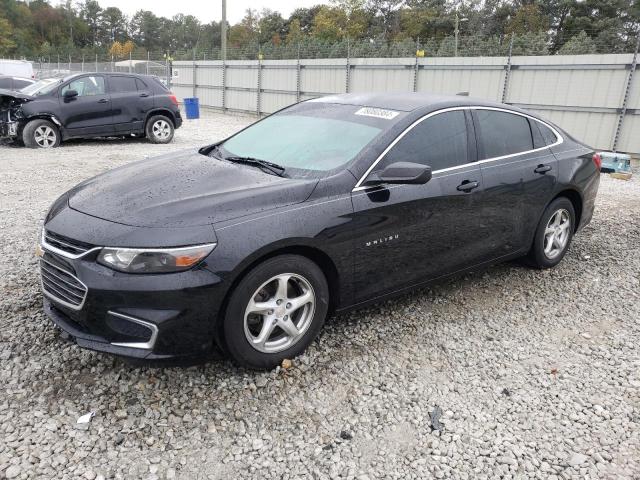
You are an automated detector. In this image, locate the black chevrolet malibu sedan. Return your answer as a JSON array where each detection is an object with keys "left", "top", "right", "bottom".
[{"left": 39, "top": 93, "right": 600, "bottom": 369}]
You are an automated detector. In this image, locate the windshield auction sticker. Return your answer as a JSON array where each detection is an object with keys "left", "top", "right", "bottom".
[{"left": 354, "top": 107, "right": 400, "bottom": 120}]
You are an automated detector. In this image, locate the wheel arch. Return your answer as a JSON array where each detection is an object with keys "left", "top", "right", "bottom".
[
  {"left": 145, "top": 109, "right": 176, "bottom": 128},
  {"left": 212, "top": 243, "right": 341, "bottom": 351},
  {"left": 551, "top": 188, "right": 583, "bottom": 232}
]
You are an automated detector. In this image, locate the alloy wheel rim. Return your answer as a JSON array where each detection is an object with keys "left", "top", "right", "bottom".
[
  {"left": 34, "top": 126, "right": 56, "bottom": 148},
  {"left": 244, "top": 273, "right": 316, "bottom": 354},
  {"left": 543, "top": 208, "right": 571, "bottom": 259},
  {"left": 152, "top": 120, "right": 171, "bottom": 139}
]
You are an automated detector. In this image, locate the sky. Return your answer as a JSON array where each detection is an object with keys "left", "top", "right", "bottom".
[{"left": 84, "top": 0, "right": 327, "bottom": 23}]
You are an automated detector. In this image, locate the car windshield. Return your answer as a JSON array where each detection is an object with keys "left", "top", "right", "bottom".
[
  {"left": 218, "top": 102, "right": 397, "bottom": 174},
  {"left": 20, "top": 78, "right": 62, "bottom": 96}
]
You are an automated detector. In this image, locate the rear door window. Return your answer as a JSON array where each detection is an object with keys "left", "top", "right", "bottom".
[
  {"left": 110, "top": 76, "right": 137, "bottom": 93},
  {"left": 0, "top": 77, "right": 12, "bottom": 89},
  {"left": 475, "top": 109, "right": 533, "bottom": 159},
  {"left": 379, "top": 110, "right": 469, "bottom": 172},
  {"left": 135, "top": 78, "right": 147, "bottom": 90}
]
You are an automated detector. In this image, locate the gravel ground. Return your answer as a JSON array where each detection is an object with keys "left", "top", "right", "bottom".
[{"left": 1, "top": 111, "right": 639, "bottom": 480}]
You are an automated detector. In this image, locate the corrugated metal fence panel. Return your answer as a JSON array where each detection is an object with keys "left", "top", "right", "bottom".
[
  {"left": 350, "top": 58, "right": 413, "bottom": 92},
  {"left": 618, "top": 114, "right": 640, "bottom": 154},
  {"left": 172, "top": 55, "right": 639, "bottom": 154},
  {"left": 418, "top": 57, "right": 506, "bottom": 101},
  {"left": 261, "top": 60, "right": 298, "bottom": 114},
  {"left": 508, "top": 54, "right": 631, "bottom": 109},
  {"left": 173, "top": 61, "right": 194, "bottom": 87},
  {"left": 524, "top": 108, "right": 619, "bottom": 151},
  {"left": 300, "top": 58, "right": 347, "bottom": 95}
]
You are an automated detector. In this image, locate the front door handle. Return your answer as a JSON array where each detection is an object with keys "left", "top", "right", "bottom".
[
  {"left": 457, "top": 180, "right": 479, "bottom": 192},
  {"left": 139, "top": 92, "right": 149, "bottom": 97},
  {"left": 98, "top": 98, "right": 109, "bottom": 103},
  {"left": 534, "top": 164, "right": 552, "bottom": 174}
]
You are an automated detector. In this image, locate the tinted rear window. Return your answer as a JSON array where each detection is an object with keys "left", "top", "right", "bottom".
[
  {"left": 475, "top": 110, "right": 533, "bottom": 159},
  {"left": 110, "top": 76, "right": 137, "bottom": 93}
]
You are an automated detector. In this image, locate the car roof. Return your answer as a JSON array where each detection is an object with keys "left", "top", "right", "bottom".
[{"left": 310, "top": 92, "right": 528, "bottom": 115}]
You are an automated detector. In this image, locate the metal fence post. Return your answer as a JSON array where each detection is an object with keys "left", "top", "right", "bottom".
[
  {"left": 501, "top": 34, "right": 514, "bottom": 103},
  {"left": 81, "top": 55, "right": 84, "bottom": 72},
  {"left": 68, "top": 54, "right": 71, "bottom": 74},
  {"left": 413, "top": 37, "right": 420, "bottom": 92},
  {"left": 612, "top": 33, "right": 640, "bottom": 152},
  {"left": 345, "top": 38, "right": 351, "bottom": 93},
  {"left": 192, "top": 50, "right": 197, "bottom": 98},
  {"left": 95, "top": 54, "right": 98, "bottom": 72},
  {"left": 129, "top": 51, "right": 132, "bottom": 73},
  {"left": 296, "top": 43, "right": 301, "bottom": 102},
  {"left": 257, "top": 50, "right": 262, "bottom": 116},
  {"left": 222, "top": 56, "right": 226, "bottom": 111},
  {"left": 147, "top": 51, "right": 150, "bottom": 75}
]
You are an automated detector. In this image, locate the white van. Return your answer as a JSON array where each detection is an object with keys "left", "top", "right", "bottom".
[{"left": 0, "top": 60, "right": 34, "bottom": 79}]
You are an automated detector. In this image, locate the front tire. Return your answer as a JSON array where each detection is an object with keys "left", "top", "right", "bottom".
[
  {"left": 22, "top": 119, "right": 61, "bottom": 148},
  {"left": 145, "top": 115, "right": 174, "bottom": 144},
  {"left": 223, "top": 255, "right": 329, "bottom": 370},
  {"left": 526, "top": 197, "right": 576, "bottom": 269}
]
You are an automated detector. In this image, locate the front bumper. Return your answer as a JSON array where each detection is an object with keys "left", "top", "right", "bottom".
[{"left": 40, "top": 237, "right": 226, "bottom": 360}]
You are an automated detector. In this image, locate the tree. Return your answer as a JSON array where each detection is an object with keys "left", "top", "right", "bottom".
[
  {"left": 0, "top": 15, "right": 16, "bottom": 55},
  {"left": 506, "top": 4, "right": 548, "bottom": 34},
  {"left": 558, "top": 30, "right": 597, "bottom": 54},
  {"left": 101, "top": 7, "right": 127, "bottom": 44},
  {"left": 130, "top": 10, "right": 160, "bottom": 50},
  {"left": 80, "top": 0, "right": 102, "bottom": 46}
]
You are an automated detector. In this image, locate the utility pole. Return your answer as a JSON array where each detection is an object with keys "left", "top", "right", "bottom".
[
  {"left": 455, "top": 12, "right": 459, "bottom": 57},
  {"left": 221, "top": 0, "right": 227, "bottom": 61},
  {"left": 454, "top": 12, "right": 468, "bottom": 57}
]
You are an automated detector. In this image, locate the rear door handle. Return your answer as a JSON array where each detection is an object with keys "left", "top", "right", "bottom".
[
  {"left": 534, "top": 164, "right": 552, "bottom": 174},
  {"left": 139, "top": 92, "right": 149, "bottom": 97},
  {"left": 98, "top": 98, "right": 109, "bottom": 103},
  {"left": 456, "top": 180, "right": 479, "bottom": 192}
]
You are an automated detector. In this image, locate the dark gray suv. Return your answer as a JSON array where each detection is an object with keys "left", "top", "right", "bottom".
[{"left": 0, "top": 73, "right": 182, "bottom": 148}]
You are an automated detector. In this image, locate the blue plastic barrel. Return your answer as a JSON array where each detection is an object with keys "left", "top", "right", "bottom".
[{"left": 184, "top": 97, "right": 200, "bottom": 119}]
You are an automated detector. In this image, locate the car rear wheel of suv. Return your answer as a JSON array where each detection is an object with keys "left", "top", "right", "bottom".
[
  {"left": 526, "top": 197, "right": 576, "bottom": 269},
  {"left": 23, "top": 119, "right": 61, "bottom": 149},
  {"left": 146, "top": 115, "right": 175, "bottom": 144},
  {"left": 223, "top": 255, "right": 329, "bottom": 370}
]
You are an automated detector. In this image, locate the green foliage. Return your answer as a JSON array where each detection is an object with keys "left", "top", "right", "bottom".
[{"left": 559, "top": 31, "right": 597, "bottom": 55}]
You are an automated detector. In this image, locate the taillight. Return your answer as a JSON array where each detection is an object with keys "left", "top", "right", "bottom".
[
  {"left": 592, "top": 153, "right": 602, "bottom": 170},
  {"left": 169, "top": 94, "right": 179, "bottom": 107}
]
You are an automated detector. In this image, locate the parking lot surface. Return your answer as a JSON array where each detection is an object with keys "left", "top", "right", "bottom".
[{"left": 1, "top": 112, "right": 639, "bottom": 479}]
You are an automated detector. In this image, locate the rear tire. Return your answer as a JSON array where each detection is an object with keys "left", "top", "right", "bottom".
[
  {"left": 22, "top": 119, "right": 61, "bottom": 148},
  {"left": 223, "top": 255, "right": 329, "bottom": 370},
  {"left": 526, "top": 197, "right": 576, "bottom": 269},
  {"left": 145, "top": 115, "right": 174, "bottom": 144}
]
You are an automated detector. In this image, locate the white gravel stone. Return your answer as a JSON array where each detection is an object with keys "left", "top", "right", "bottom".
[{"left": 1, "top": 113, "right": 639, "bottom": 479}]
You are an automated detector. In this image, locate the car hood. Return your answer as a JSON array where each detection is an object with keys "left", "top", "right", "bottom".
[
  {"left": 67, "top": 149, "right": 318, "bottom": 228},
  {"left": 0, "top": 88, "right": 33, "bottom": 101}
]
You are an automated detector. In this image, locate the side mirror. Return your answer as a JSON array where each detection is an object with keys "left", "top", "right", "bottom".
[
  {"left": 364, "top": 162, "right": 432, "bottom": 186},
  {"left": 63, "top": 89, "right": 78, "bottom": 99}
]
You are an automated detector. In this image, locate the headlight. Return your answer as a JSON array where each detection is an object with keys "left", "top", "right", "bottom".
[{"left": 97, "top": 243, "right": 216, "bottom": 274}]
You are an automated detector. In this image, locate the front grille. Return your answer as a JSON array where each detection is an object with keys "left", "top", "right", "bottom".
[
  {"left": 40, "top": 257, "right": 88, "bottom": 310},
  {"left": 44, "top": 230, "right": 95, "bottom": 256}
]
